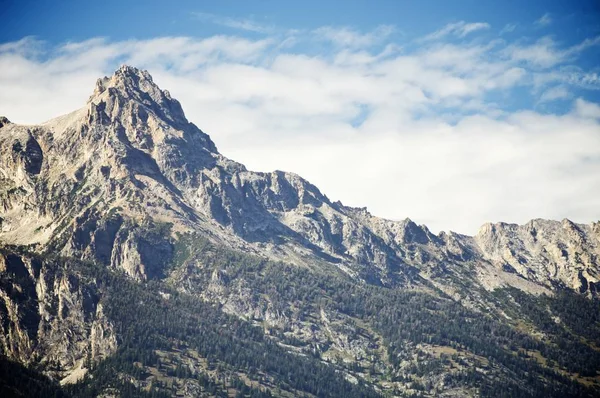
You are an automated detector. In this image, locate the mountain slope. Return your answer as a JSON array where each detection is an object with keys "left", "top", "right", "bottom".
[{"left": 1, "top": 66, "right": 599, "bottom": 397}]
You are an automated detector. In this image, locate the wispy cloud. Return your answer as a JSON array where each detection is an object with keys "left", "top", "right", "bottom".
[
  {"left": 313, "top": 25, "right": 395, "bottom": 48},
  {"left": 538, "top": 85, "right": 570, "bottom": 103},
  {"left": 421, "top": 21, "right": 490, "bottom": 41},
  {"left": 500, "top": 23, "right": 517, "bottom": 35},
  {"left": 535, "top": 13, "right": 552, "bottom": 27},
  {"left": 568, "top": 35, "right": 600, "bottom": 56},
  {"left": 504, "top": 35, "right": 600, "bottom": 68},
  {"left": 192, "top": 12, "right": 274, "bottom": 33},
  {"left": 533, "top": 68, "right": 600, "bottom": 92},
  {"left": 0, "top": 36, "right": 45, "bottom": 57}
]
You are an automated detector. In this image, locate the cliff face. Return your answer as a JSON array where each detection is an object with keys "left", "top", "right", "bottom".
[
  {"left": 0, "top": 250, "right": 116, "bottom": 384},
  {"left": 1, "top": 66, "right": 599, "bottom": 396},
  {"left": 475, "top": 219, "right": 600, "bottom": 295}
]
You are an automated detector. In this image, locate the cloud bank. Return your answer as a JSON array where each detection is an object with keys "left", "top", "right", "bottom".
[{"left": 0, "top": 23, "right": 599, "bottom": 234}]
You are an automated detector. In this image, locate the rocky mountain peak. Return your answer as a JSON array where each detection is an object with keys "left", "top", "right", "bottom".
[
  {"left": 80, "top": 65, "right": 220, "bottom": 172},
  {"left": 88, "top": 65, "right": 189, "bottom": 129}
]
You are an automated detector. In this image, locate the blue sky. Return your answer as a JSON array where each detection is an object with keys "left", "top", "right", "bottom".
[
  {"left": 1, "top": 0, "right": 599, "bottom": 233},
  {"left": 2, "top": 1, "right": 599, "bottom": 44}
]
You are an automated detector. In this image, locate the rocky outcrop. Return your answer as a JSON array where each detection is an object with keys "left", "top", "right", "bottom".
[
  {"left": 475, "top": 219, "right": 600, "bottom": 294},
  {"left": 0, "top": 250, "right": 116, "bottom": 382}
]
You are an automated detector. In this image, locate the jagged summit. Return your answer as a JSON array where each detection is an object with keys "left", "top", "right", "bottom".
[
  {"left": 35, "top": 65, "right": 218, "bottom": 157},
  {"left": 82, "top": 65, "right": 221, "bottom": 170},
  {"left": 91, "top": 65, "right": 162, "bottom": 101},
  {"left": 88, "top": 65, "right": 189, "bottom": 129}
]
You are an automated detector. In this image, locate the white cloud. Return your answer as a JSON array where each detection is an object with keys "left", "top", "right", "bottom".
[
  {"left": 0, "top": 26, "right": 599, "bottom": 234},
  {"left": 575, "top": 98, "right": 600, "bottom": 119},
  {"left": 421, "top": 21, "right": 490, "bottom": 41},
  {"left": 535, "top": 13, "right": 553, "bottom": 27},
  {"left": 504, "top": 36, "right": 562, "bottom": 67}
]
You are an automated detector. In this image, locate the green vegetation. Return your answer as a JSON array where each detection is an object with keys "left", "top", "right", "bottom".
[{"left": 493, "top": 288, "right": 600, "bottom": 377}]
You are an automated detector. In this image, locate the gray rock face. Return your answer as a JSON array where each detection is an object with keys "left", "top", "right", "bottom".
[
  {"left": 475, "top": 219, "right": 600, "bottom": 294},
  {"left": 0, "top": 250, "right": 116, "bottom": 383}
]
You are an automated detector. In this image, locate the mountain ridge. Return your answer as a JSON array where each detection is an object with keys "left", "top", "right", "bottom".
[{"left": 1, "top": 65, "right": 599, "bottom": 291}]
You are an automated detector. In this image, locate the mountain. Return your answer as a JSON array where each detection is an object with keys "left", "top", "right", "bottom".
[{"left": 1, "top": 66, "right": 599, "bottom": 397}]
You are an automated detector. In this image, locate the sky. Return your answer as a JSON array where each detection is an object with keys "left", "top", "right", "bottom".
[{"left": 1, "top": 0, "right": 599, "bottom": 234}]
